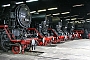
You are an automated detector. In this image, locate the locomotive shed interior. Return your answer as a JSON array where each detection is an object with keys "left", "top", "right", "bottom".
[{"left": 0, "top": 0, "right": 90, "bottom": 60}]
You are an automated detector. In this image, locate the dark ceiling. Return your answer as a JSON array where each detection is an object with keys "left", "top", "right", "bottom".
[{"left": 0, "top": 0, "right": 90, "bottom": 22}]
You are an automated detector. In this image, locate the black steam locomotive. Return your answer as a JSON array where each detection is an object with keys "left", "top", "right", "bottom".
[{"left": 0, "top": 2, "right": 31, "bottom": 52}]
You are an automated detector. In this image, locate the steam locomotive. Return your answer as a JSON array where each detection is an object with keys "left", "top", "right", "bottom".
[
  {"left": 0, "top": 2, "right": 32, "bottom": 53},
  {"left": 0, "top": 2, "right": 31, "bottom": 38}
]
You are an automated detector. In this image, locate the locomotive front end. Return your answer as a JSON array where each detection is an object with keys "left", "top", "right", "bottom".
[
  {"left": 0, "top": 2, "right": 32, "bottom": 52},
  {"left": 0, "top": 2, "right": 31, "bottom": 39}
]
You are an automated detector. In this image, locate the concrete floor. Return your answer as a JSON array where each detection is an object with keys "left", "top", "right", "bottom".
[{"left": 0, "top": 39, "right": 90, "bottom": 60}]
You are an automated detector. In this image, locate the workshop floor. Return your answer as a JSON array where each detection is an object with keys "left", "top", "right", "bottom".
[{"left": 0, "top": 39, "right": 90, "bottom": 60}]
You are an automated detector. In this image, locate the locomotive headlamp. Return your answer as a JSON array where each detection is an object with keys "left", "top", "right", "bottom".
[
  {"left": 65, "top": 27, "right": 67, "bottom": 28},
  {"left": 25, "top": 19, "right": 29, "bottom": 21}
]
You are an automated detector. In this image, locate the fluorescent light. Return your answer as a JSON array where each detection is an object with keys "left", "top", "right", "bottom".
[
  {"left": 78, "top": 22, "right": 82, "bottom": 23},
  {"left": 16, "top": 2, "right": 24, "bottom": 4},
  {"left": 87, "top": 21, "right": 90, "bottom": 22},
  {"left": 66, "top": 19, "right": 70, "bottom": 20},
  {"left": 69, "top": 22, "right": 73, "bottom": 23},
  {"left": 64, "top": 15, "right": 78, "bottom": 18},
  {"left": 86, "top": 19, "right": 90, "bottom": 20},
  {"left": 71, "top": 15, "right": 78, "bottom": 17},
  {"left": 38, "top": 9, "right": 46, "bottom": 12},
  {"left": 75, "top": 21, "right": 82, "bottom": 23},
  {"left": 80, "top": 20, "right": 85, "bottom": 21},
  {"left": 52, "top": 13, "right": 60, "bottom": 15},
  {"left": 64, "top": 16, "right": 70, "bottom": 18},
  {"left": 80, "top": 20, "right": 85, "bottom": 22},
  {"left": 26, "top": 0, "right": 38, "bottom": 2},
  {"left": 73, "top": 4, "right": 84, "bottom": 7},
  {"left": 73, "top": 15, "right": 79, "bottom": 16},
  {"left": 34, "top": 12, "right": 39, "bottom": 14},
  {"left": 30, "top": 11, "right": 36, "bottom": 13},
  {"left": 75, "top": 21, "right": 81, "bottom": 23},
  {"left": 71, "top": 18, "right": 77, "bottom": 20},
  {"left": 77, "top": 18, "right": 83, "bottom": 19},
  {"left": 48, "top": 7, "right": 58, "bottom": 10},
  {"left": 46, "top": 14, "right": 51, "bottom": 16},
  {"left": 2, "top": 4, "right": 10, "bottom": 7},
  {"left": 75, "top": 21, "right": 79, "bottom": 22},
  {"left": 61, "top": 12, "right": 70, "bottom": 14}
]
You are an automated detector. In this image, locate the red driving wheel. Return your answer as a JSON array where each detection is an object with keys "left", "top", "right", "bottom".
[{"left": 12, "top": 43, "right": 22, "bottom": 54}]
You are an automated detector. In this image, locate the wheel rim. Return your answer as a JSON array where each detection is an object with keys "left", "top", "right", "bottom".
[{"left": 12, "top": 43, "right": 21, "bottom": 54}]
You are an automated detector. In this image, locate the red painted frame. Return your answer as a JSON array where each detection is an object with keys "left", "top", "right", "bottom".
[
  {"left": 0, "top": 25, "right": 39, "bottom": 54},
  {"left": 27, "top": 28, "right": 54, "bottom": 46},
  {"left": 48, "top": 28, "right": 65, "bottom": 43},
  {"left": 73, "top": 30, "right": 84, "bottom": 39}
]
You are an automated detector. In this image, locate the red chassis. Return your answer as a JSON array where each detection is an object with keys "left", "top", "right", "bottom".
[
  {"left": 70, "top": 33, "right": 76, "bottom": 40},
  {"left": 27, "top": 28, "right": 53, "bottom": 46},
  {"left": 66, "top": 33, "right": 75, "bottom": 40},
  {"left": 0, "top": 25, "right": 39, "bottom": 54},
  {"left": 48, "top": 28, "right": 65, "bottom": 44},
  {"left": 73, "top": 30, "right": 84, "bottom": 39}
]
